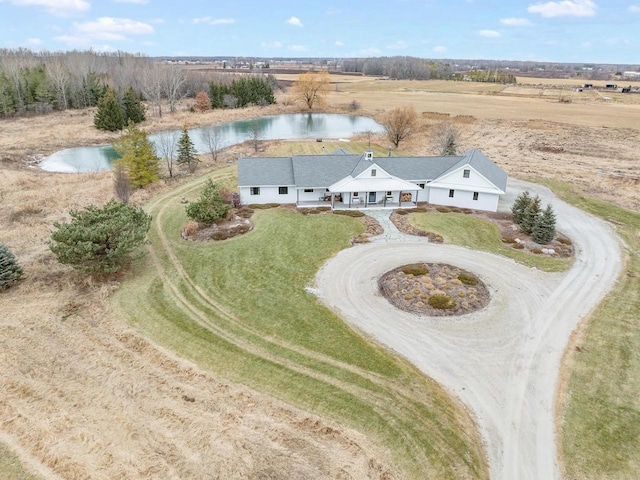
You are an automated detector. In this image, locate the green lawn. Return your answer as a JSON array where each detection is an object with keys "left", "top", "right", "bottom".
[
  {"left": 0, "top": 442, "right": 41, "bottom": 480},
  {"left": 408, "top": 211, "right": 573, "bottom": 272},
  {"left": 111, "top": 167, "right": 489, "bottom": 479},
  {"left": 534, "top": 179, "right": 640, "bottom": 480}
]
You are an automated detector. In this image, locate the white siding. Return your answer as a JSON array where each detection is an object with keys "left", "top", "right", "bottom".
[
  {"left": 297, "top": 188, "right": 327, "bottom": 202},
  {"left": 240, "top": 186, "right": 296, "bottom": 205},
  {"left": 428, "top": 187, "right": 499, "bottom": 211}
]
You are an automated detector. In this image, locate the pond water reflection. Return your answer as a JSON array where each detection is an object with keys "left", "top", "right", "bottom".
[{"left": 40, "top": 113, "right": 383, "bottom": 173}]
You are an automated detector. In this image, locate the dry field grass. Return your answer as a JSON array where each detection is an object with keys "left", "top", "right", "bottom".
[{"left": 0, "top": 75, "right": 638, "bottom": 478}]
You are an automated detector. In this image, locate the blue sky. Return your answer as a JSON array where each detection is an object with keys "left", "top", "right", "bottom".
[{"left": 0, "top": 0, "right": 638, "bottom": 63}]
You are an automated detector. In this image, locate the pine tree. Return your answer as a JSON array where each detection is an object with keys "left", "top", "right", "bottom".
[
  {"left": 442, "top": 133, "right": 457, "bottom": 155},
  {"left": 50, "top": 200, "right": 152, "bottom": 274},
  {"left": 0, "top": 242, "right": 23, "bottom": 290},
  {"left": 112, "top": 122, "right": 161, "bottom": 188},
  {"left": 193, "top": 90, "right": 211, "bottom": 112},
  {"left": 511, "top": 191, "right": 532, "bottom": 225},
  {"left": 520, "top": 195, "right": 542, "bottom": 235},
  {"left": 94, "top": 86, "right": 125, "bottom": 131},
  {"left": 176, "top": 127, "right": 199, "bottom": 173},
  {"left": 532, "top": 204, "right": 557, "bottom": 244},
  {"left": 122, "top": 87, "right": 145, "bottom": 124},
  {"left": 185, "top": 179, "right": 232, "bottom": 225}
]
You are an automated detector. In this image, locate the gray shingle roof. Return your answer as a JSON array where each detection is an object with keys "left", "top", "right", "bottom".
[
  {"left": 237, "top": 149, "right": 507, "bottom": 191},
  {"left": 237, "top": 157, "right": 294, "bottom": 186}
]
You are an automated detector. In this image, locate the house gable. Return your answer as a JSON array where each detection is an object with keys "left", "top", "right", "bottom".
[{"left": 429, "top": 164, "right": 504, "bottom": 194}]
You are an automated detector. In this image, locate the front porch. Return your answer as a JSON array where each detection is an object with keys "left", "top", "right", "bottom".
[{"left": 297, "top": 200, "right": 418, "bottom": 210}]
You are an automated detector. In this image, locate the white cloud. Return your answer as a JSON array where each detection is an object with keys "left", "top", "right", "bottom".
[
  {"left": 479, "top": 29, "right": 501, "bottom": 37},
  {"left": 54, "top": 17, "right": 154, "bottom": 45},
  {"left": 289, "top": 44, "right": 307, "bottom": 51},
  {"left": 261, "top": 41, "right": 282, "bottom": 48},
  {"left": 5, "top": 0, "right": 90, "bottom": 16},
  {"left": 148, "top": 18, "right": 164, "bottom": 24},
  {"left": 192, "top": 17, "right": 235, "bottom": 25},
  {"left": 433, "top": 45, "right": 447, "bottom": 53},
  {"left": 335, "top": 40, "right": 344, "bottom": 46},
  {"left": 361, "top": 47, "right": 381, "bottom": 55},
  {"left": 581, "top": 41, "right": 591, "bottom": 47},
  {"left": 75, "top": 17, "right": 154, "bottom": 37},
  {"left": 528, "top": 0, "right": 597, "bottom": 18},
  {"left": 26, "top": 37, "right": 42, "bottom": 45},
  {"left": 113, "top": 0, "right": 149, "bottom": 3},
  {"left": 629, "top": 4, "right": 640, "bottom": 12},
  {"left": 286, "top": 16, "right": 303, "bottom": 27},
  {"left": 387, "top": 40, "right": 408, "bottom": 50},
  {"left": 500, "top": 17, "right": 533, "bottom": 26}
]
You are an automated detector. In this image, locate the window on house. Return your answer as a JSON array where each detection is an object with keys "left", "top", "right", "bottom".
[
  {"left": 449, "top": 189, "right": 455, "bottom": 198},
  {"left": 371, "top": 169, "right": 377, "bottom": 177},
  {"left": 279, "top": 186, "right": 288, "bottom": 195},
  {"left": 473, "top": 192, "right": 479, "bottom": 201},
  {"left": 353, "top": 192, "right": 358, "bottom": 196},
  {"left": 250, "top": 187, "right": 260, "bottom": 195},
  {"left": 418, "top": 183, "right": 425, "bottom": 189},
  {"left": 386, "top": 191, "right": 392, "bottom": 196},
  {"left": 463, "top": 169, "right": 470, "bottom": 178},
  {"left": 303, "top": 188, "right": 313, "bottom": 193}
]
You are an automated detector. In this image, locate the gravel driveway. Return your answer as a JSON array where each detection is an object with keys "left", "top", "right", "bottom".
[{"left": 315, "top": 179, "right": 622, "bottom": 479}]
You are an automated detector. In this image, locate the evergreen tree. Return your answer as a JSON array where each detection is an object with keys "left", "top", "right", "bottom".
[
  {"left": 185, "top": 179, "right": 232, "bottom": 225},
  {"left": 94, "top": 86, "right": 125, "bottom": 131},
  {"left": 112, "top": 122, "right": 160, "bottom": 188},
  {"left": 0, "top": 242, "right": 23, "bottom": 290},
  {"left": 442, "top": 133, "right": 457, "bottom": 155},
  {"left": 176, "top": 127, "right": 199, "bottom": 173},
  {"left": 520, "top": 195, "right": 542, "bottom": 235},
  {"left": 122, "top": 86, "right": 145, "bottom": 124},
  {"left": 532, "top": 204, "right": 557, "bottom": 244},
  {"left": 511, "top": 191, "right": 532, "bottom": 225},
  {"left": 50, "top": 200, "right": 152, "bottom": 274}
]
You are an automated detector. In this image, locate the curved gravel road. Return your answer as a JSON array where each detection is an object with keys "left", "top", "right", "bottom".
[{"left": 314, "top": 179, "right": 622, "bottom": 479}]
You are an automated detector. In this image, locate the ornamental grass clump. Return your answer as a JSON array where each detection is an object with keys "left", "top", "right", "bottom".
[
  {"left": 401, "top": 264, "right": 429, "bottom": 276},
  {"left": 457, "top": 273, "right": 479, "bottom": 285},
  {"left": 428, "top": 294, "right": 456, "bottom": 310}
]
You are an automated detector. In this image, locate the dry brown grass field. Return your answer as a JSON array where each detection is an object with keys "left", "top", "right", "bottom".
[{"left": 0, "top": 75, "right": 638, "bottom": 478}]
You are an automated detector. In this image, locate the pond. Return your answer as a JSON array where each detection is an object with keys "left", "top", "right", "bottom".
[{"left": 40, "top": 113, "right": 384, "bottom": 173}]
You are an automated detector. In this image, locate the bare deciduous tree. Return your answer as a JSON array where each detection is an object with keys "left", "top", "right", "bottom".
[
  {"left": 164, "top": 65, "right": 186, "bottom": 113},
  {"left": 156, "top": 130, "right": 178, "bottom": 177},
  {"left": 113, "top": 161, "right": 131, "bottom": 204},
  {"left": 200, "top": 125, "right": 223, "bottom": 162},
  {"left": 290, "top": 71, "right": 330, "bottom": 109},
  {"left": 248, "top": 119, "right": 264, "bottom": 153},
  {"left": 380, "top": 106, "right": 417, "bottom": 148}
]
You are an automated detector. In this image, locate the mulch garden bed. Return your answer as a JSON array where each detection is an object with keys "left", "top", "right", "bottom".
[
  {"left": 391, "top": 204, "right": 574, "bottom": 258},
  {"left": 181, "top": 207, "right": 255, "bottom": 242},
  {"left": 379, "top": 263, "right": 490, "bottom": 316}
]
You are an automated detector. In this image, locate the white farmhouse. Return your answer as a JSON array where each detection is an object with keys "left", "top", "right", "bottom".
[{"left": 238, "top": 148, "right": 507, "bottom": 212}]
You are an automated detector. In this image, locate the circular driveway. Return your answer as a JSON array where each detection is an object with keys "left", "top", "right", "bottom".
[{"left": 314, "top": 179, "right": 622, "bottom": 479}]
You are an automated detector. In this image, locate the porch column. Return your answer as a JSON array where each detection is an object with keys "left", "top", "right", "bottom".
[
  {"left": 365, "top": 192, "right": 368, "bottom": 208},
  {"left": 331, "top": 193, "right": 335, "bottom": 209}
]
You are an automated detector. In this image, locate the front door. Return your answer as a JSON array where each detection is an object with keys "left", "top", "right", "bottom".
[{"left": 368, "top": 192, "right": 376, "bottom": 203}]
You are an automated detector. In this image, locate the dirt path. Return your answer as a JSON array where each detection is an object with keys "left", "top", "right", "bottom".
[{"left": 315, "top": 179, "right": 622, "bottom": 479}]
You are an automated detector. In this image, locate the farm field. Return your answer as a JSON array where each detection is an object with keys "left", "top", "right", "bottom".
[{"left": 0, "top": 74, "right": 639, "bottom": 478}]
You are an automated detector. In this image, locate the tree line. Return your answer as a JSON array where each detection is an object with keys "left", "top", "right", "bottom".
[{"left": 0, "top": 48, "right": 278, "bottom": 118}]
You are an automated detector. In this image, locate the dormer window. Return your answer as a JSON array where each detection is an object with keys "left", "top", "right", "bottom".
[
  {"left": 365, "top": 151, "right": 373, "bottom": 160},
  {"left": 371, "top": 168, "right": 377, "bottom": 177},
  {"left": 463, "top": 169, "right": 470, "bottom": 178}
]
